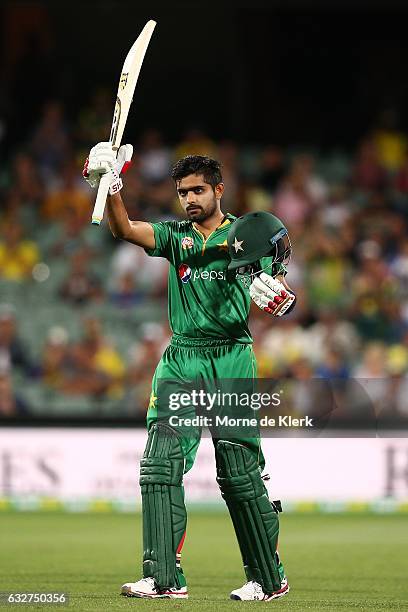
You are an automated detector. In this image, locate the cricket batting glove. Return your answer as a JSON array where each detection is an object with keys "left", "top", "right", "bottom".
[
  {"left": 82, "top": 141, "right": 133, "bottom": 195},
  {"left": 250, "top": 273, "right": 296, "bottom": 316}
]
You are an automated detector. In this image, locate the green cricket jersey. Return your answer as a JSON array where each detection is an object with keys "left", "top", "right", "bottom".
[{"left": 145, "top": 214, "right": 253, "bottom": 343}]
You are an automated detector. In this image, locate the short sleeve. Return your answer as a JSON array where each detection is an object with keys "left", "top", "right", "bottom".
[{"left": 144, "top": 222, "right": 172, "bottom": 259}]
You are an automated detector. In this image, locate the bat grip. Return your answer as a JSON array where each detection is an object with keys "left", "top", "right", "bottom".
[{"left": 91, "top": 173, "right": 111, "bottom": 225}]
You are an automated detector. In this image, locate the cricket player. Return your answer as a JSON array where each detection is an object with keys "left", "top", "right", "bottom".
[{"left": 83, "top": 142, "right": 296, "bottom": 601}]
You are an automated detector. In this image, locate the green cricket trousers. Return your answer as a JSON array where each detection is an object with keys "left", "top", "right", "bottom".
[{"left": 146, "top": 334, "right": 265, "bottom": 473}]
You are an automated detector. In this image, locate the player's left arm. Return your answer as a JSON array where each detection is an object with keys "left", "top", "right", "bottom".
[{"left": 250, "top": 272, "right": 296, "bottom": 317}]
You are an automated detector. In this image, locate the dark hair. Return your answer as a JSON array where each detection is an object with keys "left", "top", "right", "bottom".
[{"left": 171, "top": 155, "right": 222, "bottom": 189}]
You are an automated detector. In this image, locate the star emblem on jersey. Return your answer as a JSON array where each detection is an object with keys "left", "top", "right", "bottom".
[
  {"left": 148, "top": 392, "right": 157, "bottom": 410},
  {"left": 217, "top": 240, "right": 228, "bottom": 252},
  {"left": 233, "top": 237, "right": 244, "bottom": 253}
]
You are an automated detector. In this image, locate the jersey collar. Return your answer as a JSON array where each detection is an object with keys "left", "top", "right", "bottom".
[{"left": 192, "top": 212, "right": 235, "bottom": 234}]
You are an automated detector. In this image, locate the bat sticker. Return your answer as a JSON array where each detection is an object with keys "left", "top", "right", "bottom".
[
  {"left": 119, "top": 72, "right": 129, "bottom": 90},
  {"left": 109, "top": 97, "right": 122, "bottom": 146}
]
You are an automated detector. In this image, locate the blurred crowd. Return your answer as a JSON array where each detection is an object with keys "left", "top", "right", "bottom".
[{"left": 1, "top": 96, "right": 408, "bottom": 423}]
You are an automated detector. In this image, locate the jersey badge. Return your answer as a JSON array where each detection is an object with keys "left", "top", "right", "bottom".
[
  {"left": 217, "top": 240, "right": 228, "bottom": 252},
  {"left": 181, "top": 236, "right": 194, "bottom": 250}
]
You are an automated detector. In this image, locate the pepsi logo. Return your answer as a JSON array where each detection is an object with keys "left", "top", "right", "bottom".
[{"left": 178, "top": 263, "right": 192, "bottom": 284}]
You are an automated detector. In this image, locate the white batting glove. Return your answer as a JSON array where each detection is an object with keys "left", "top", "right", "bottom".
[
  {"left": 82, "top": 142, "right": 133, "bottom": 194},
  {"left": 249, "top": 272, "right": 296, "bottom": 317}
]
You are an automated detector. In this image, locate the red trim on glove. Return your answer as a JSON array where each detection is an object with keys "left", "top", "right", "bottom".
[
  {"left": 82, "top": 157, "right": 89, "bottom": 178},
  {"left": 121, "top": 160, "right": 132, "bottom": 175}
]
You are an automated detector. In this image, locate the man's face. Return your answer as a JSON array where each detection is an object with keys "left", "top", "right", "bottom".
[{"left": 176, "top": 174, "right": 223, "bottom": 222}]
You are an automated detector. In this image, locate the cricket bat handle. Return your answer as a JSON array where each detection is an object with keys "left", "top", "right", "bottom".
[{"left": 91, "top": 173, "right": 111, "bottom": 225}]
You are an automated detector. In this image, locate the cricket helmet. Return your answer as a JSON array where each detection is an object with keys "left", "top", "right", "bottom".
[{"left": 227, "top": 211, "right": 291, "bottom": 276}]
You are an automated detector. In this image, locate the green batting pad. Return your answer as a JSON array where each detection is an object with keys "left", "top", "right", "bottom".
[
  {"left": 139, "top": 423, "right": 187, "bottom": 590},
  {"left": 216, "top": 440, "right": 281, "bottom": 593}
]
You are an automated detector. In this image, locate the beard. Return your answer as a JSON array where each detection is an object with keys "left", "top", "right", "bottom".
[{"left": 186, "top": 198, "right": 217, "bottom": 222}]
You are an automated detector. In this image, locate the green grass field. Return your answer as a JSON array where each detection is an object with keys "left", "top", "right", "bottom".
[{"left": 0, "top": 511, "right": 407, "bottom": 611}]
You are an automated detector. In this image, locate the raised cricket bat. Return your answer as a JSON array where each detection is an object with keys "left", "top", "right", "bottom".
[{"left": 91, "top": 20, "right": 156, "bottom": 225}]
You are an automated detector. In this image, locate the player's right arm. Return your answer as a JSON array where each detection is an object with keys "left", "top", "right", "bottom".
[
  {"left": 107, "top": 192, "right": 155, "bottom": 249},
  {"left": 83, "top": 141, "right": 155, "bottom": 250}
]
